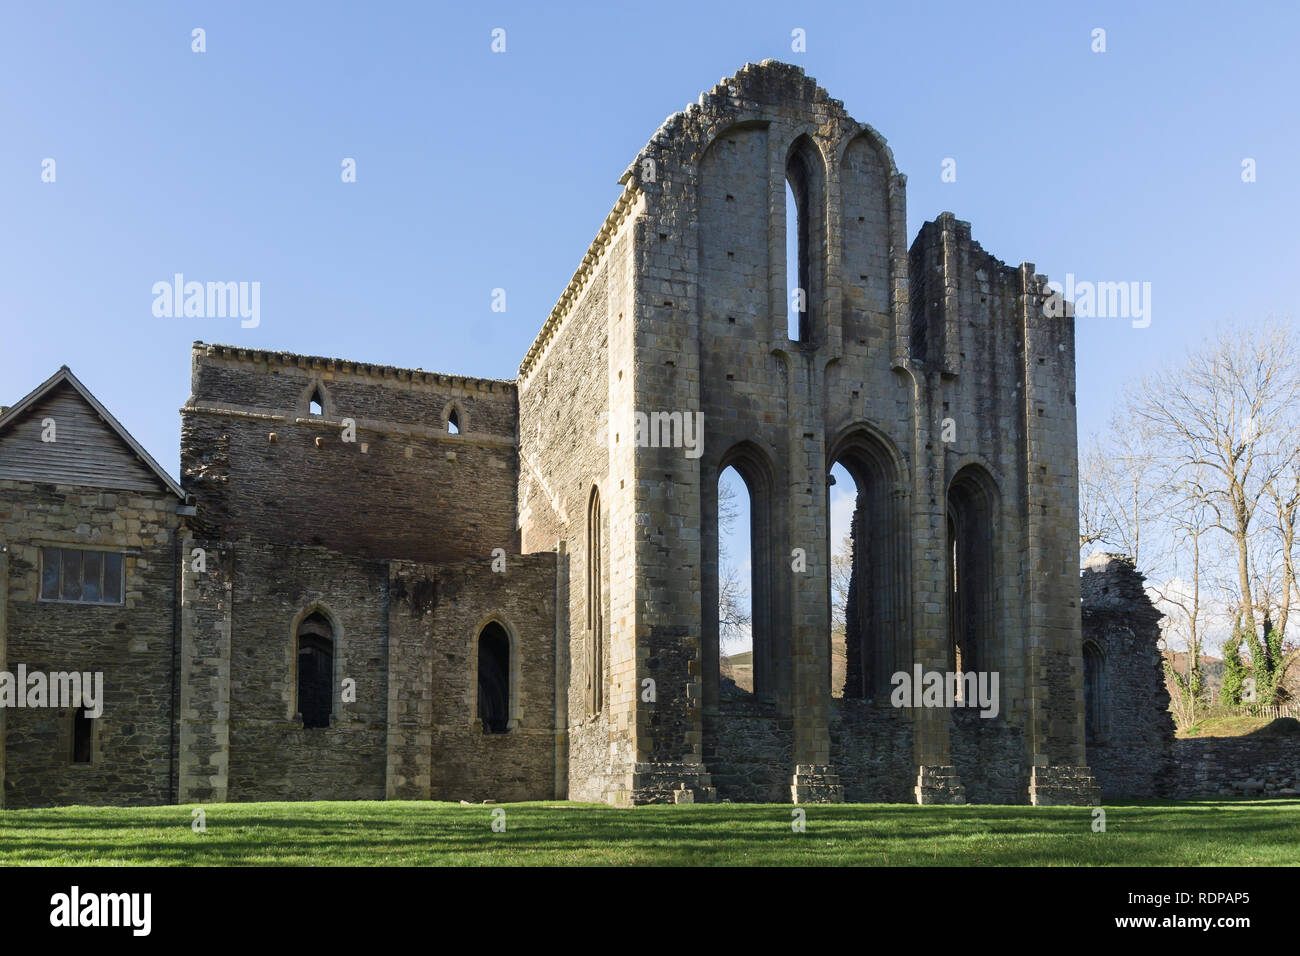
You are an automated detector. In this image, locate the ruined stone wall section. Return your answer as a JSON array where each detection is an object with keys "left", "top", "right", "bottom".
[
  {"left": 1171, "top": 735, "right": 1300, "bottom": 798},
  {"left": 624, "top": 61, "right": 918, "bottom": 799},
  {"left": 182, "top": 344, "right": 519, "bottom": 565},
  {"left": 830, "top": 703, "right": 915, "bottom": 802},
  {"left": 1080, "top": 554, "right": 1175, "bottom": 799},
  {"left": 1019, "top": 263, "right": 1085, "bottom": 770},
  {"left": 912, "top": 218, "right": 1034, "bottom": 728},
  {"left": 1, "top": 481, "right": 180, "bottom": 808}
]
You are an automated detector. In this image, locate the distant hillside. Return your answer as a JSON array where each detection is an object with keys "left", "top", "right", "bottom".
[
  {"left": 1163, "top": 650, "right": 1225, "bottom": 698},
  {"left": 720, "top": 650, "right": 752, "bottom": 693},
  {"left": 721, "top": 641, "right": 848, "bottom": 697}
]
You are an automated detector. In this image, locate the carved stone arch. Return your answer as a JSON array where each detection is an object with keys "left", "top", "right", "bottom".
[
  {"left": 946, "top": 464, "right": 1000, "bottom": 683},
  {"left": 298, "top": 379, "right": 332, "bottom": 418},
  {"left": 945, "top": 451, "right": 1007, "bottom": 500},
  {"left": 471, "top": 614, "right": 520, "bottom": 733},
  {"left": 833, "top": 123, "right": 900, "bottom": 175},
  {"left": 585, "top": 483, "right": 606, "bottom": 717},
  {"left": 288, "top": 602, "right": 343, "bottom": 726},
  {"left": 827, "top": 421, "right": 910, "bottom": 490},
  {"left": 784, "top": 133, "right": 829, "bottom": 346},
  {"left": 442, "top": 400, "right": 467, "bottom": 434},
  {"left": 836, "top": 126, "right": 910, "bottom": 363},
  {"left": 698, "top": 119, "right": 778, "bottom": 344},
  {"left": 782, "top": 125, "right": 835, "bottom": 170},
  {"left": 1082, "top": 639, "right": 1107, "bottom": 745},
  {"left": 701, "top": 438, "right": 788, "bottom": 713},
  {"left": 827, "top": 423, "right": 910, "bottom": 701},
  {"left": 697, "top": 117, "right": 772, "bottom": 160}
]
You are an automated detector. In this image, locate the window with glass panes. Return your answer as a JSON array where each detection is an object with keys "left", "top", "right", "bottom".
[{"left": 39, "top": 547, "right": 124, "bottom": 605}]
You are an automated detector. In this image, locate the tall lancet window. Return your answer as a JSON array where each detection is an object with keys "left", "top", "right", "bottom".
[{"left": 587, "top": 487, "right": 604, "bottom": 716}]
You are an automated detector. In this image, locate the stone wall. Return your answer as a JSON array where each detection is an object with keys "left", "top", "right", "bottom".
[
  {"left": 949, "top": 711, "right": 1027, "bottom": 804},
  {"left": 1, "top": 480, "right": 181, "bottom": 808},
  {"left": 180, "top": 343, "right": 563, "bottom": 805},
  {"left": 223, "top": 541, "right": 389, "bottom": 803},
  {"left": 704, "top": 700, "right": 793, "bottom": 802},
  {"left": 1171, "top": 729, "right": 1300, "bottom": 798},
  {"left": 1080, "top": 553, "right": 1175, "bottom": 799},
  {"left": 394, "top": 554, "right": 558, "bottom": 802},
  {"left": 182, "top": 343, "right": 520, "bottom": 565},
  {"left": 830, "top": 702, "right": 915, "bottom": 803}
]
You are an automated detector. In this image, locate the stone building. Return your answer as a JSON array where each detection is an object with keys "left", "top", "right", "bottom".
[
  {"left": 2, "top": 61, "right": 1124, "bottom": 808},
  {"left": 0, "top": 367, "right": 185, "bottom": 807}
]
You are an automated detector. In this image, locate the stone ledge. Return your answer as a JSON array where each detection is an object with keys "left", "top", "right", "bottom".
[
  {"left": 1029, "top": 765, "right": 1101, "bottom": 806},
  {"left": 914, "top": 765, "right": 967, "bottom": 805},
  {"left": 791, "top": 764, "right": 844, "bottom": 804}
]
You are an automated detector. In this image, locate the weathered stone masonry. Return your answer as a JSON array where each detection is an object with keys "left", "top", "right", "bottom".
[
  {"left": 176, "top": 345, "right": 555, "bottom": 804},
  {"left": 2, "top": 61, "right": 1167, "bottom": 808},
  {"left": 517, "top": 60, "right": 1099, "bottom": 806}
]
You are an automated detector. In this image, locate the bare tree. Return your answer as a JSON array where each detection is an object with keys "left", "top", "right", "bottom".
[
  {"left": 1085, "top": 319, "right": 1300, "bottom": 710},
  {"left": 830, "top": 531, "right": 853, "bottom": 636},
  {"left": 717, "top": 475, "right": 751, "bottom": 653},
  {"left": 1077, "top": 411, "right": 1162, "bottom": 564}
]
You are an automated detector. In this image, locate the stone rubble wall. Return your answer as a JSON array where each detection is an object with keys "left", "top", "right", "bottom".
[{"left": 1170, "top": 732, "right": 1300, "bottom": 798}]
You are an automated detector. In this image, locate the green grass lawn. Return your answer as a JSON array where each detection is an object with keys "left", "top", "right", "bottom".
[
  {"left": 1179, "top": 716, "right": 1275, "bottom": 737},
  {"left": 1, "top": 799, "right": 1298, "bottom": 866}
]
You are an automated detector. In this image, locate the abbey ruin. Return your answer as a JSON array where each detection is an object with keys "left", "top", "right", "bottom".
[{"left": 0, "top": 61, "right": 1168, "bottom": 808}]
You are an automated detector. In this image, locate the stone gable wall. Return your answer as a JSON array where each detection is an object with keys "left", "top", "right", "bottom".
[{"left": 1, "top": 480, "right": 180, "bottom": 808}]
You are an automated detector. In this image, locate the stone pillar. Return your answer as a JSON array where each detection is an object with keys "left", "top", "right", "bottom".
[
  {"left": 910, "top": 369, "right": 966, "bottom": 804},
  {"left": 1020, "top": 266, "right": 1098, "bottom": 806},
  {"left": 385, "top": 562, "right": 433, "bottom": 800},
  {"left": 611, "top": 214, "right": 715, "bottom": 806},
  {"left": 178, "top": 537, "right": 232, "bottom": 803},
  {"left": 553, "top": 542, "right": 569, "bottom": 800},
  {"left": 788, "top": 352, "right": 841, "bottom": 803}
]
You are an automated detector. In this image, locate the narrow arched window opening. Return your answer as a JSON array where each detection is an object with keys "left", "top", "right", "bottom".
[
  {"left": 297, "top": 612, "right": 334, "bottom": 728},
  {"left": 587, "top": 488, "right": 604, "bottom": 716},
  {"left": 828, "top": 462, "right": 858, "bottom": 699},
  {"left": 785, "top": 138, "right": 824, "bottom": 345},
  {"left": 447, "top": 408, "right": 460, "bottom": 434},
  {"left": 1084, "top": 643, "right": 1105, "bottom": 744},
  {"left": 478, "top": 622, "right": 511, "bottom": 733},
  {"left": 71, "top": 709, "right": 93, "bottom": 764},
  {"left": 308, "top": 389, "right": 324, "bottom": 417},
  {"left": 947, "top": 468, "right": 996, "bottom": 693},
  {"left": 830, "top": 437, "right": 902, "bottom": 704},
  {"left": 718, "top": 465, "right": 755, "bottom": 698},
  {"left": 786, "top": 178, "right": 804, "bottom": 341}
]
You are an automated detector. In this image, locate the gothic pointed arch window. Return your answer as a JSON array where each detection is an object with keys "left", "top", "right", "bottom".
[
  {"left": 1083, "top": 641, "right": 1106, "bottom": 744},
  {"left": 946, "top": 466, "right": 997, "bottom": 687},
  {"left": 302, "top": 380, "right": 330, "bottom": 418},
  {"left": 477, "top": 621, "right": 511, "bottom": 733},
  {"left": 71, "top": 707, "right": 93, "bottom": 764},
  {"left": 586, "top": 486, "right": 604, "bottom": 716},
  {"left": 296, "top": 611, "right": 335, "bottom": 728},
  {"left": 785, "top": 135, "right": 826, "bottom": 344}
]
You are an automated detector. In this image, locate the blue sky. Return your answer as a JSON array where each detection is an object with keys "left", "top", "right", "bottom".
[{"left": 3, "top": 2, "right": 1296, "bottom": 545}]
